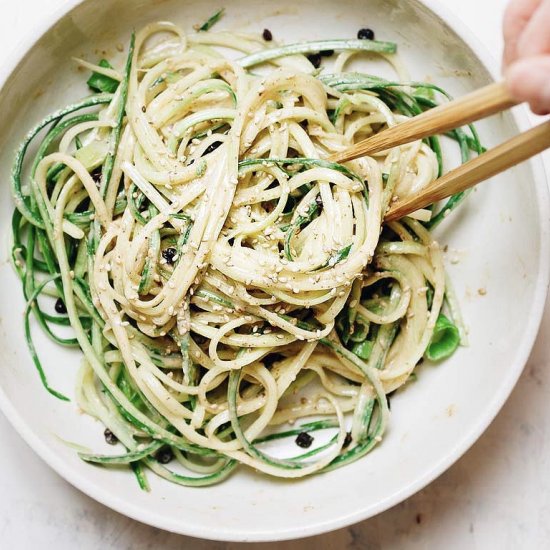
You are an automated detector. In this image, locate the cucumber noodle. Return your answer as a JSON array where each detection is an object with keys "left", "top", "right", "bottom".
[{"left": 10, "top": 19, "right": 479, "bottom": 488}]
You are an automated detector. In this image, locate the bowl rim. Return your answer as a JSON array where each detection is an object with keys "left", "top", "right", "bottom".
[{"left": 0, "top": 0, "right": 548, "bottom": 542}]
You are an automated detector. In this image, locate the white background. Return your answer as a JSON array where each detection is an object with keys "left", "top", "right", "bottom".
[{"left": 1, "top": 1, "right": 550, "bottom": 548}]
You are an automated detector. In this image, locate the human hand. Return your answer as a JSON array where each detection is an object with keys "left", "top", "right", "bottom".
[{"left": 503, "top": 0, "right": 550, "bottom": 115}]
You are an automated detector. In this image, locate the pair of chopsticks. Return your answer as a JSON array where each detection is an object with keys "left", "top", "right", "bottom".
[{"left": 328, "top": 81, "right": 550, "bottom": 222}]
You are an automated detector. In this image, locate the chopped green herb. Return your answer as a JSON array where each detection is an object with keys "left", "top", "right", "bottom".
[
  {"left": 199, "top": 8, "right": 225, "bottom": 32},
  {"left": 87, "top": 59, "right": 119, "bottom": 94},
  {"left": 351, "top": 340, "right": 373, "bottom": 360},
  {"left": 328, "top": 244, "right": 352, "bottom": 267},
  {"left": 425, "top": 314, "right": 460, "bottom": 361}
]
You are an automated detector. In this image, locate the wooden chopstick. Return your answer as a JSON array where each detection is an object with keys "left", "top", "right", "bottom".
[
  {"left": 385, "top": 119, "right": 550, "bottom": 221},
  {"left": 329, "top": 81, "right": 517, "bottom": 164}
]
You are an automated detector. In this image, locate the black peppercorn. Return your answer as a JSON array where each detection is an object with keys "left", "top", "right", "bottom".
[
  {"left": 357, "top": 28, "right": 375, "bottom": 40},
  {"left": 55, "top": 298, "right": 67, "bottom": 314},
  {"left": 155, "top": 446, "right": 174, "bottom": 464},
  {"left": 162, "top": 247, "right": 177, "bottom": 265},
  {"left": 104, "top": 428, "right": 118, "bottom": 445},
  {"left": 262, "top": 28, "right": 273, "bottom": 41},
  {"left": 295, "top": 432, "right": 314, "bottom": 448},
  {"left": 307, "top": 53, "right": 322, "bottom": 69}
]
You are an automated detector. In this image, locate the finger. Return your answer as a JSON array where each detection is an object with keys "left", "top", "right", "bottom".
[
  {"left": 528, "top": 100, "right": 550, "bottom": 116},
  {"left": 503, "top": 0, "right": 543, "bottom": 67},
  {"left": 517, "top": 0, "right": 550, "bottom": 57},
  {"left": 505, "top": 55, "right": 550, "bottom": 114}
]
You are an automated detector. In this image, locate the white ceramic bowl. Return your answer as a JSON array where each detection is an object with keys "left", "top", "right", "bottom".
[{"left": 0, "top": 0, "right": 548, "bottom": 542}]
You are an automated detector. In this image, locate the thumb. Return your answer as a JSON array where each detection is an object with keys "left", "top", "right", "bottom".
[{"left": 506, "top": 55, "right": 550, "bottom": 115}]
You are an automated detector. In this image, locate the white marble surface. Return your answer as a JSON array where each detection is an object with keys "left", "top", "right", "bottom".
[{"left": 1, "top": 0, "right": 550, "bottom": 548}]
